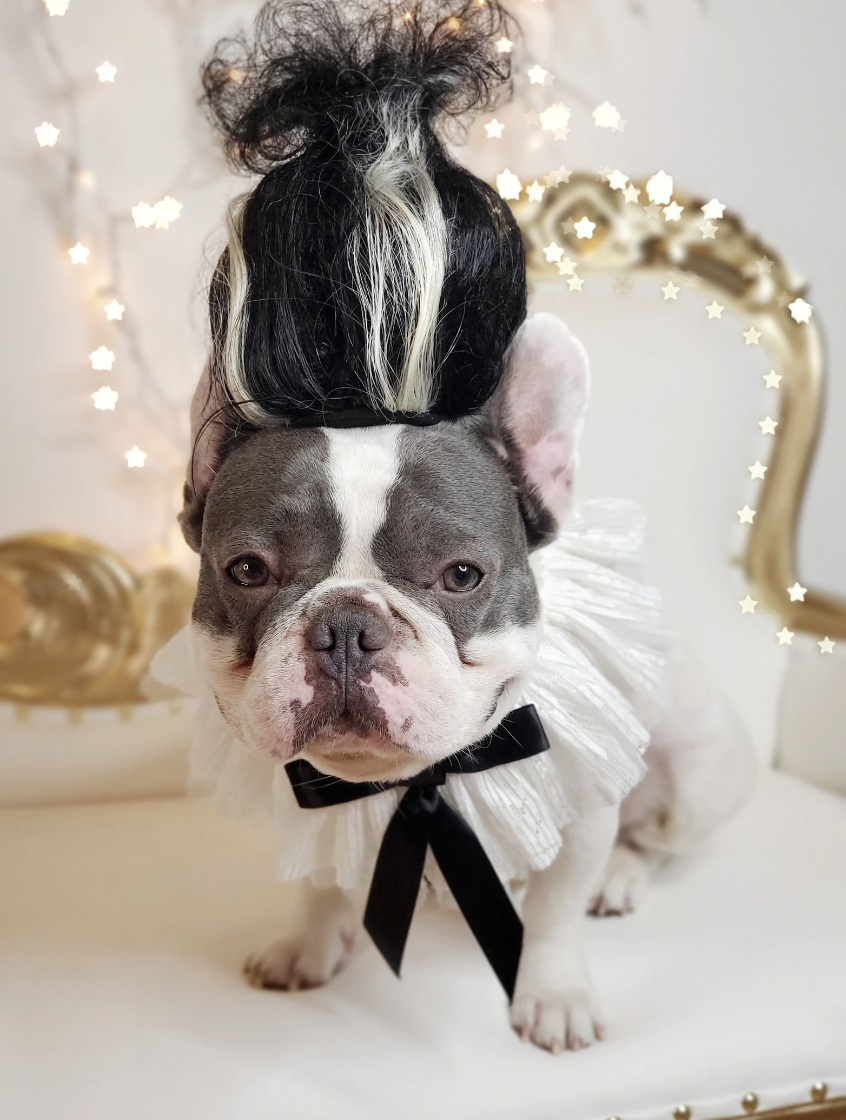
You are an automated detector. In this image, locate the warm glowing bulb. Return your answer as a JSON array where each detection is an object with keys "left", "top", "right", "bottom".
[
  {"left": 92, "top": 386, "right": 118, "bottom": 411},
  {"left": 95, "top": 61, "right": 117, "bottom": 82},
  {"left": 153, "top": 196, "right": 183, "bottom": 228},
  {"left": 68, "top": 242, "right": 90, "bottom": 264},
  {"left": 104, "top": 299, "right": 125, "bottom": 321},
  {"left": 35, "top": 122, "right": 60, "bottom": 147},
  {"left": 89, "top": 346, "right": 115, "bottom": 371},
  {"left": 125, "top": 446, "right": 147, "bottom": 468}
]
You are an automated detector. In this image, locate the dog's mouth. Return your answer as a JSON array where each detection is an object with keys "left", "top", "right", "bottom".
[{"left": 299, "top": 718, "right": 427, "bottom": 782}]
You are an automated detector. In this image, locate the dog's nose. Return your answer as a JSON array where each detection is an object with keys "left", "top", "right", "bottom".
[{"left": 305, "top": 604, "right": 390, "bottom": 684}]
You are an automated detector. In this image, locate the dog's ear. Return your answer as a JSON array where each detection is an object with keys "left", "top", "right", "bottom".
[
  {"left": 483, "top": 312, "right": 589, "bottom": 547},
  {"left": 178, "top": 364, "right": 233, "bottom": 552}
]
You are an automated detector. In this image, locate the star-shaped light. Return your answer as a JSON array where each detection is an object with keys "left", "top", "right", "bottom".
[
  {"left": 739, "top": 596, "right": 758, "bottom": 614},
  {"left": 557, "top": 257, "right": 576, "bottom": 276},
  {"left": 705, "top": 301, "right": 724, "bottom": 319},
  {"left": 607, "top": 169, "right": 628, "bottom": 192},
  {"left": 596, "top": 167, "right": 613, "bottom": 183},
  {"left": 776, "top": 627, "right": 794, "bottom": 645},
  {"left": 154, "top": 196, "right": 183, "bottom": 229},
  {"left": 612, "top": 118, "right": 627, "bottom": 133},
  {"left": 90, "top": 345, "right": 115, "bottom": 371},
  {"left": 759, "top": 416, "right": 778, "bottom": 435},
  {"left": 737, "top": 505, "right": 756, "bottom": 524},
  {"left": 539, "top": 103, "right": 570, "bottom": 137},
  {"left": 543, "top": 166, "right": 570, "bottom": 188},
  {"left": 526, "top": 180, "right": 545, "bottom": 202},
  {"left": 643, "top": 202, "right": 662, "bottom": 220},
  {"left": 495, "top": 35, "right": 513, "bottom": 53},
  {"left": 574, "top": 216, "right": 596, "bottom": 239},
  {"left": 646, "top": 170, "right": 673, "bottom": 205},
  {"left": 763, "top": 370, "right": 782, "bottom": 388},
  {"left": 749, "top": 461, "right": 767, "bottom": 480},
  {"left": 561, "top": 217, "right": 576, "bottom": 234},
  {"left": 132, "top": 202, "right": 156, "bottom": 228},
  {"left": 776, "top": 292, "right": 792, "bottom": 308},
  {"left": 787, "top": 582, "right": 807, "bottom": 602},
  {"left": 91, "top": 386, "right": 118, "bottom": 411},
  {"left": 104, "top": 299, "right": 125, "bottom": 320},
  {"left": 95, "top": 61, "right": 117, "bottom": 82},
  {"left": 614, "top": 275, "right": 631, "bottom": 293},
  {"left": 527, "top": 65, "right": 549, "bottom": 85},
  {"left": 663, "top": 201, "right": 684, "bottom": 222},
  {"left": 496, "top": 169, "right": 522, "bottom": 200},
  {"left": 567, "top": 275, "right": 584, "bottom": 291},
  {"left": 44, "top": 0, "right": 71, "bottom": 12},
  {"left": 701, "top": 199, "right": 725, "bottom": 220},
  {"left": 743, "top": 326, "right": 762, "bottom": 345},
  {"left": 788, "top": 297, "right": 813, "bottom": 324},
  {"left": 756, "top": 257, "right": 774, "bottom": 275},
  {"left": 699, "top": 221, "right": 718, "bottom": 239},
  {"left": 543, "top": 241, "right": 564, "bottom": 263},
  {"left": 125, "top": 446, "right": 147, "bottom": 468},
  {"left": 35, "top": 121, "right": 60, "bottom": 147},
  {"left": 661, "top": 281, "right": 680, "bottom": 300},
  {"left": 484, "top": 119, "right": 504, "bottom": 139},
  {"left": 592, "top": 101, "right": 622, "bottom": 129},
  {"left": 623, "top": 184, "right": 640, "bottom": 204},
  {"left": 819, "top": 637, "right": 835, "bottom": 654},
  {"left": 523, "top": 110, "right": 540, "bottom": 126},
  {"left": 68, "top": 242, "right": 90, "bottom": 264}
]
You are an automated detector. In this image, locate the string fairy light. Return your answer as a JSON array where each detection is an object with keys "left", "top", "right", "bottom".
[
  {"left": 34, "top": 121, "right": 60, "bottom": 147},
  {"left": 23, "top": 0, "right": 236, "bottom": 565}
]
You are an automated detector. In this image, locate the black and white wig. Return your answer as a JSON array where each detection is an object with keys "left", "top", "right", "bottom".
[{"left": 200, "top": 0, "right": 525, "bottom": 430}]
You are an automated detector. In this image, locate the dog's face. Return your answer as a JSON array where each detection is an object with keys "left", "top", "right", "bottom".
[{"left": 184, "top": 313, "right": 588, "bottom": 781}]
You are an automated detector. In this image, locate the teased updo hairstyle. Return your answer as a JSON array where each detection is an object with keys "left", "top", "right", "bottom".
[{"left": 202, "top": 0, "right": 527, "bottom": 426}]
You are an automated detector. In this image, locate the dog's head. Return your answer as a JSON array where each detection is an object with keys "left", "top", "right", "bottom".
[{"left": 183, "top": 313, "right": 588, "bottom": 781}]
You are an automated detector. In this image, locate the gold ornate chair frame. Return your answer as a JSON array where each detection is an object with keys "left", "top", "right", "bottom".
[{"left": 515, "top": 172, "right": 846, "bottom": 640}]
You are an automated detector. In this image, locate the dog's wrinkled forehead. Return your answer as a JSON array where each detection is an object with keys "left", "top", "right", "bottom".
[{"left": 195, "top": 422, "right": 537, "bottom": 649}]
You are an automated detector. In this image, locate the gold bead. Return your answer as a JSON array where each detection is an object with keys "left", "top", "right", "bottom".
[
  {"left": 811, "top": 1083, "right": 828, "bottom": 1104},
  {"left": 673, "top": 1107, "right": 691, "bottom": 1120},
  {"left": 741, "top": 1094, "right": 759, "bottom": 1114}
]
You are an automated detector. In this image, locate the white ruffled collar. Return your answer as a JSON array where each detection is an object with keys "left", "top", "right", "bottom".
[{"left": 152, "top": 499, "right": 666, "bottom": 891}]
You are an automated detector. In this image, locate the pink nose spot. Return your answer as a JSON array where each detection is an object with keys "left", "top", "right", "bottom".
[{"left": 368, "top": 671, "right": 410, "bottom": 738}]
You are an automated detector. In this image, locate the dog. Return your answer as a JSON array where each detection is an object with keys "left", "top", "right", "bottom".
[{"left": 157, "top": 0, "right": 757, "bottom": 1052}]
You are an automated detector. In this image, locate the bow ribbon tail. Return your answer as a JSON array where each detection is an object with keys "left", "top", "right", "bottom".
[
  {"left": 363, "top": 788, "right": 429, "bottom": 977},
  {"left": 425, "top": 792, "right": 524, "bottom": 1001}
]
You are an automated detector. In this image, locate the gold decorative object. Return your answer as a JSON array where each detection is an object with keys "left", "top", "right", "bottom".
[
  {"left": 811, "top": 1084, "right": 829, "bottom": 1104},
  {"left": 0, "top": 532, "right": 194, "bottom": 706},
  {"left": 516, "top": 172, "right": 846, "bottom": 640},
  {"left": 674, "top": 1106, "right": 692, "bottom": 1120},
  {"left": 741, "top": 1093, "right": 760, "bottom": 1114}
]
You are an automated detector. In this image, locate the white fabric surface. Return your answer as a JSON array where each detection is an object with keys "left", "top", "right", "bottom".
[{"left": 0, "top": 771, "right": 844, "bottom": 1120}]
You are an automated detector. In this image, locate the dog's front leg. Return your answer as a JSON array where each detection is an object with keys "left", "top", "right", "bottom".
[
  {"left": 511, "top": 805, "right": 618, "bottom": 1052},
  {"left": 244, "top": 881, "right": 360, "bottom": 991}
]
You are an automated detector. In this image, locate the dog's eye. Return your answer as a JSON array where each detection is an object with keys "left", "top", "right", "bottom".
[
  {"left": 227, "top": 556, "right": 270, "bottom": 588},
  {"left": 442, "top": 563, "right": 483, "bottom": 593}
]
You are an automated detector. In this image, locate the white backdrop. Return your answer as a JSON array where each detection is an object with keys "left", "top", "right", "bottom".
[{"left": 0, "top": 0, "right": 843, "bottom": 759}]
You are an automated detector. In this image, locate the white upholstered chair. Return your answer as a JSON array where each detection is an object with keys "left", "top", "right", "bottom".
[{"left": 0, "top": 177, "right": 844, "bottom": 1120}]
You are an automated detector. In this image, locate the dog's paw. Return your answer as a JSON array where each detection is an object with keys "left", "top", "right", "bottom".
[
  {"left": 511, "top": 941, "right": 604, "bottom": 1053},
  {"left": 244, "top": 889, "right": 357, "bottom": 991},
  {"left": 244, "top": 926, "right": 356, "bottom": 991},
  {"left": 589, "top": 842, "right": 650, "bottom": 916},
  {"left": 510, "top": 986, "right": 603, "bottom": 1053}
]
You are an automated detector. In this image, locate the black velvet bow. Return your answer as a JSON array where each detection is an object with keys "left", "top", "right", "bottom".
[{"left": 285, "top": 704, "right": 550, "bottom": 999}]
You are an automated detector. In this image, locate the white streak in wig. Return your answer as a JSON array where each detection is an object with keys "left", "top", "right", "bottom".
[
  {"left": 222, "top": 193, "right": 266, "bottom": 424},
  {"left": 348, "top": 99, "right": 448, "bottom": 413}
]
